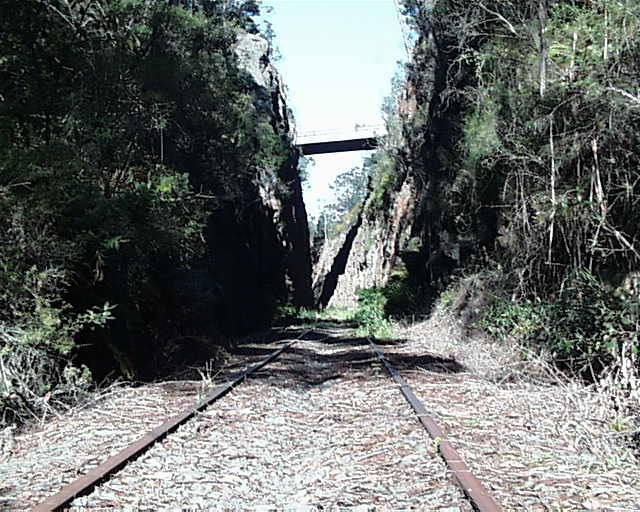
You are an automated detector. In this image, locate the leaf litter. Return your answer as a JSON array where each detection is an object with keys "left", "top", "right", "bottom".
[{"left": 2, "top": 313, "right": 637, "bottom": 510}]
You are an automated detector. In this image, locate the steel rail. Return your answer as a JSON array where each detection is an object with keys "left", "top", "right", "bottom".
[
  {"left": 368, "top": 339, "right": 503, "bottom": 512},
  {"left": 33, "top": 340, "right": 296, "bottom": 512}
]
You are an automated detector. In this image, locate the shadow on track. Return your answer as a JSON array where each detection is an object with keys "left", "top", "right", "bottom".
[{"left": 216, "top": 321, "right": 465, "bottom": 387}]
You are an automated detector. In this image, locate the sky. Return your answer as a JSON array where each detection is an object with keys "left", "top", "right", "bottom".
[{"left": 256, "top": 0, "right": 408, "bottom": 220}]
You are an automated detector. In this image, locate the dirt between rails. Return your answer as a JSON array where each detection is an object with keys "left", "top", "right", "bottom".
[{"left": 1, "top": 312, "right": 639, "bottom": 511}]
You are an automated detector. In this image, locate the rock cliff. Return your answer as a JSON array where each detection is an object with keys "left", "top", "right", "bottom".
[
  {"left": 311, "top": 4, "right": 473, "bottom": 310},
  {"left": 161, "top": 32, "right": 313, "bottom": 343},
  {"left": 233, "top": 33, "right": 313, "bottom": 308},
  {"left": 235, "top": 33, "right": 313, "bottom": 310},
  {"left": 315, "top": 175, "right": 417, "bottom": 309}
]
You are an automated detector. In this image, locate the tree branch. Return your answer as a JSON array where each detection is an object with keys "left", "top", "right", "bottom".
[
  {"left": 477, "top": 2, "right": 519, "bottom": 36},
  {"left": 608, "top": 87, "right": 640, "bottom": 106}
]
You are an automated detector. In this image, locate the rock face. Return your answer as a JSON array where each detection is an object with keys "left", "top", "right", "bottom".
[
  {"left": 315, "top": 214, "right": 363, "bottom": 308},
  {"left": 235, "top": 33, "right": 313, "bottom": 310},
  {"left": 311, "top": 2, "right": 469, "bottom": 310},
  {"left": 191, "top": 33, "right": 313, "bottom": 340},
  {"left": 167, "top": 32, "right": 312, "bottom": 342},
  {"left": 314, "top": 176, "right": 417, "bottom": 309},
  {"left": 236, "top": 34, "right": 292, "bottom": 134},
  {"left": 312, "top": 227, "right": 350, "bottom": 302}
]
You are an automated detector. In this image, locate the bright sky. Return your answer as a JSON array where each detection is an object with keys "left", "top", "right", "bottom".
[{"left": 257, "top": 0, "right": 407, "bottom": 220}]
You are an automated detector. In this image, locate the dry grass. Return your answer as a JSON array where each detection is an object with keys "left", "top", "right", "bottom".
[
  {"left": 393, "top": 306, "right": 640, "bottom": 510},
  {"left": 2, "top": 311, "right": 639, "bottom": 510}
]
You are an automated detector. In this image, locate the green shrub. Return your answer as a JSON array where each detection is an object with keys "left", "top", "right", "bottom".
[
  {"left": 0, "top": 0, "right": 297, "bottom": 425},
  {"left": 478, "top": 270, "right": 638, "bottom": 378},
  {"left": 545, "top": 271, "right": 636, "bottom": 373},
  {"left": 382, "top": 269, "right": 433, "bottom": 318},
  {"left": 365, "top": 153, "right": 396, "bottom": 214},
  {"left": 353, "top": 288, "right": 392, "bottom": 338},
  {"left": 0, "top": 299, "right": 113, "bottom": 426},
  {"left": 478, "top": 297, "right": 547, "bottom": 340},
  {"left": 460, "top": 91, "right": 501, "bottom": 171}
]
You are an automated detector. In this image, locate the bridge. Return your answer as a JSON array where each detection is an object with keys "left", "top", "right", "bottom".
[{"left": 295, "top": 124, "right": 386, "bottom": 155}]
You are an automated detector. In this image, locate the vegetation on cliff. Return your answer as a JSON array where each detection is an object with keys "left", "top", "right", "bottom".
[
  {"left": 407, "top": 0, "right": 639, "bottom": 388},
  {"left": 326, "top": 0, "right": 640, "bottom": 397},
  {"left": 0, "top": 0, "right": 304, "bottom": 426}
]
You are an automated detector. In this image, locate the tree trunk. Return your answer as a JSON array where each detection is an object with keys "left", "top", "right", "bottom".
[{"left": 538, "top": 0, "right": 548, "bottom": 97}]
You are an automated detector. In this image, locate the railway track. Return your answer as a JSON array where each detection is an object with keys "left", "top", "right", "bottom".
[{"left": 31, "top": 328, "right": 501, "bottom": 511}]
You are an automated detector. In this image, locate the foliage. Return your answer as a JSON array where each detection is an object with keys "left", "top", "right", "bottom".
[
  {"left": 441, "top": 0, "right": 640, "bottom": 291},
  {"left": 298, "top": 155, "right": 314, "bottom": 189},
  {"left": 313, "top": 163, "right": 370, "bottom": 243},
  {"left": 353, "top": 288, "right": 392, "bottom": 338},
  {"left": 0, "top": 0, "right": 293, "bottom": 425},
  {"left": 382, "top": 267, "right": 432, "bottom": 318},
  {"left": 330, "top": 165, "right": 370, "bottom": 218},
  {"left": 460, "top": 92, "right": 501, "bottom": 172},
  {"left": 0, "top": 325, "right": 94, "bottom": 426},
  {"left": 479, "top": 298, "right": 547, "bottom": 341},
  {"left": 389, "top": 0, "right": 640, "bottom": 385},
  {"left": 364, "top": 151, "right": 397, "bottom": 215},
  {"left": 478, "top": 270, "right": 638, "bottom": 378},
  {"left": 275, "top": 304, "right": 356, "bottom": 326}
]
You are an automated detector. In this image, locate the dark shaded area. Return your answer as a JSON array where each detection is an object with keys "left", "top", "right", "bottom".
[
  {"left": 317, "top": 214, "right": 363, "bottom": 308},
  {"left": 276, "top": 150, "right": 315, "bottom": 309},
  {"left": 214, "top": 323, "right": 466, "bottom": 386},
  {"left": 631, "top": 430, "right": 640, "bottom": 460},
  {"left": 403, "top": 24, "right": 499, "bottom": 296},
  {"left": 0, "top": 487, "right": 14, "bottom": 512},
  {"left": 0, "top": 0, "right": 316, "bottom": 405},
  {"left": 206, "top": 204, "right": 287, "bottom": 336}
]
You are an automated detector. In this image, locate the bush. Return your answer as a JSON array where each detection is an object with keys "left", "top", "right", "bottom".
[
  {"left": 545, "top": 271, "right": 637, "bottom": 375},
  {"left": 478, "top": 297, "right": 547, "bottom": 340},
  {"left": 478, "top": 270, "right": 638, "bottom": 379},
  {"left": 382, "top": 269, "right": 434, "bottom": 318},
  {"left": 395, "top": 0, "right": 640, "bottom": 389},
  {"left": 353, "top": 288, "right": 392, "bottom": 338},
  {"left": 0, "top": 0, "right": 296, "bottom": 425},
  {"left": 0, "top": 305, "right": 111, "bottom": 427}
]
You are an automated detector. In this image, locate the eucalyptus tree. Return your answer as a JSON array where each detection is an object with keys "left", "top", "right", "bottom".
[{"left": 0, "top": 0, "right": 294, "bottom": 424}]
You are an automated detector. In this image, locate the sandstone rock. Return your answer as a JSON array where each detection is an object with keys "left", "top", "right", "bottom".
[{"left": 235, "top": 33, "right": 313, "bottom": 309}]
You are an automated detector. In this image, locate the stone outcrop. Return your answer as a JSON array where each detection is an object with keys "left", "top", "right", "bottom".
[
  {"left": 235, "top": 33, "right": 313, "bottom": 309},
  {"left": 311, "top": 3, "right": 468, "bottom": 310},
  {"left": 314, "top": 176, "right": 417, "bottom": 309},
  {"left": 236, "top": 33, "right": 292, "bottom": 134},
  {"left": 196, "top": 33, "right": 313, "bottom": 339},
  {"left": 316, "top": 214, "right": 363, "bottom": 308}
]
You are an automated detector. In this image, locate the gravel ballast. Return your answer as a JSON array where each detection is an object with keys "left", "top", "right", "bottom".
[{"left": 2, "top": 317, "right": 638, "bottom": 511}]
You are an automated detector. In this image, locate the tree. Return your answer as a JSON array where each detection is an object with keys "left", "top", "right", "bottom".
[
  {"left": 0, "top": 0, "right": 296, "bottom": 424},
  {"left": 314, "top": 164, "right": 370, "bottom": 242}
]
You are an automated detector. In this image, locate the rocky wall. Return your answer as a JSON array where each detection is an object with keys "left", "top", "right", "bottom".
[
  {"left": 314, "top": 175, "right": 417, "bottom": 309},
  {"left": 311, "top": 0, "right": 464, "bottom": 310},
  {"left": 236, "top": 33, "right": 313, "bottom": 310}
]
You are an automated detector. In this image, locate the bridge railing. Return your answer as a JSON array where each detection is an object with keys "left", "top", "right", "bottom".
[{"left": 294, "top": 124, "right": 387, "bottom": 145}]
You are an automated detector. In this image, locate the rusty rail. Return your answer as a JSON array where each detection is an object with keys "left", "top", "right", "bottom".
[
  {"left": 33, "top": 340, "right": 295, "bottom": 512},
  {"left": 369, "top": 339, "right": 503, "bottom": 512}
]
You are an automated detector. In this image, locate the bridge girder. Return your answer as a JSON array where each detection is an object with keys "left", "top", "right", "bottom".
[{"left": 298, "top": 137, "right": 379, "bottom": 155}]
